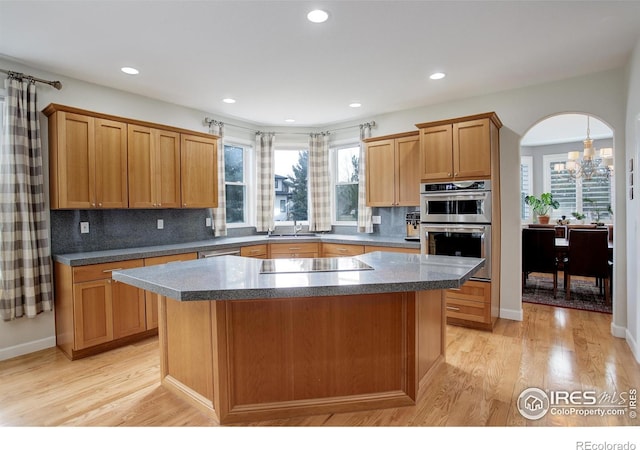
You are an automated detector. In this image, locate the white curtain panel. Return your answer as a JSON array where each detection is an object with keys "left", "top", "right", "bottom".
[
  {"left": 0, "top": 77, "right": 53, "bottom": 320},
  {"left": 210, "top": 122, "right": 227, "bottom": 236},
  {"left": 308, "top": 133, "right": 332, "bottom": 232},
  {"left": 357, "top": 124, "right": 373, "bottom": 233},
  {"left": 255, "top": 132, "right": 275, "bottom": 232}
]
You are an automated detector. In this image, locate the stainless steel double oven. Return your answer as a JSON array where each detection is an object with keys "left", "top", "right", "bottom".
[{"left": 419, "top": 180, "right": 492, "bottom": 280}]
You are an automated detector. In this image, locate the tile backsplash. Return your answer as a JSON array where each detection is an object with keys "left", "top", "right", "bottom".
[{"left": 50, "top": 206, "right": 416, "bottom": 255}]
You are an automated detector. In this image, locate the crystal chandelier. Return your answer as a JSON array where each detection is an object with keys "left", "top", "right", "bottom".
[{"left": 553, "top": 115, "right": 614, "bottom": 181}]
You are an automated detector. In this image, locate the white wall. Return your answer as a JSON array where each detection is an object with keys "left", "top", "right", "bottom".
[
  {"left": 1, "top": 57, "right": 636, "bottom": 361},
  {"left": 624, "top": 37, "right": 640, "bottom": 361}
]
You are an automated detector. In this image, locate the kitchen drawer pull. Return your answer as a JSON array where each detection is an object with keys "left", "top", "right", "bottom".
[
  {"left": 449, "top": 287, "right": 461, "bottom": 291},
  {"left": 446, "top": 306, "right": 461, "bottom": 311},
  {"left": 102, "top": 268, "right": 124, "bottom": 273},
  {"left": 288, "top": 247, "right": 302, "bottom": 250}
]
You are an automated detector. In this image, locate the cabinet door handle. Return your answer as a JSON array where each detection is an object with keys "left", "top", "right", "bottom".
[
  {"left": 447, "top": 173, "right": 452, "bottom": 177},
  {"left": 446, "top": 306, "right": 460, "bottom": 311},
  {"left": 98, "top": 203, "right": 102, "bottom": 207},
  {"left": 183, "top": 203, "right": 187, "bottom": 207}
]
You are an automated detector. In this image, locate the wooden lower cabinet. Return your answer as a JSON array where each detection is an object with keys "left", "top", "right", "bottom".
[
  {"left": 143, "top": 253, "right": 197, "bottom": 330},
  {"left": 112, "top": 280, "right": 146, "bottom": 339},
  {"left": 322, "top": 243, "right": 364, "bottom": 257},
  {"left": 241, "top": 244, "right": 268, "bottom": 259},
  {"left": 54, "top": 254, "right": 194, "bottom": 360},
  {"left": 445, "top": 279, "right": 495, "bottom": 330},
  {"left": 269, "top": 242, "right": 319, "bottom": 259}
]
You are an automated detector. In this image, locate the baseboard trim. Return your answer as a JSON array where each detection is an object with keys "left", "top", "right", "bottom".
[
  {"left": 624, "top": 328, "right": 640, "bottom": 364},
  {"left": 500, "top": 307, "right": 523, "bottom": 321},
  {"left": 0, "top": 336, "right": 56, "bottom": 361}
]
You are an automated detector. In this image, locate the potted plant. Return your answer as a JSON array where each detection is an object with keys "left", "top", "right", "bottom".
[
  {"left": 572, "top": 211, "right": 586, "bottom": 224},
  {"left": 524, "top": 193, "right": 560, "bottom": 224}
]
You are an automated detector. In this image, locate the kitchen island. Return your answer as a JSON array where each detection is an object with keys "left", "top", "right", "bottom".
[{"left": 112, "top": 251, "right": 483, "bottom": 424}]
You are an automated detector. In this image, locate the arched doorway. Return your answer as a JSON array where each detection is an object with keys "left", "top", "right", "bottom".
[{"left": 519, "top": 112, "right": 616, "bottom": 313}]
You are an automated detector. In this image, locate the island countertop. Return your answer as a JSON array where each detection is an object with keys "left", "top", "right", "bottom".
[{"left": 112, "top": 251, "right": 484, "bottom": 301}]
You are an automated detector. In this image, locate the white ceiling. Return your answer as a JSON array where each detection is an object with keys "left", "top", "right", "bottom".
[{"left": 1, "top": 1, "right": 640, "bottom": 135}]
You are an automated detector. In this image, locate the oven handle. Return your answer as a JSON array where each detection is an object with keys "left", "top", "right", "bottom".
[
  {"left": 421, "top": 225, "right": 487, "bottom": 234},
  {"left": 420, "top": 192, "right": 489, "bottom": 201}
]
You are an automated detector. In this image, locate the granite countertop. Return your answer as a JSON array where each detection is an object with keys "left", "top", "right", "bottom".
[
  {"left": 111, "top": 252, "right": 484, "bottom": 301},
  {"left": 53, "top": 234, "right": 421, "bottom": 266}
]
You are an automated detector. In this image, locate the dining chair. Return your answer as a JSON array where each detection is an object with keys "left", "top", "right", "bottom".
[
  {"left": 522, "top": 228, "right": 558, "bottom": 298},
  {"left": 564, "top": 229, "right": 610, "bottom": 304}
]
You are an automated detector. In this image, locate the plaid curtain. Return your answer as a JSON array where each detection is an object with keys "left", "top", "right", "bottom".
[
  {"left": 308, "top": 133, "right": 331, "bottom": 231},
  {"left": 0, "top": 77, "right": 53, "bottom": 320},
  {"left": 357, "top": 123, "right": 373, "bottom": 233},
  {"left": 255, "top": 132, "right": 275, "bottom": 232},
  {"left": 209, "top": 122, "right": 227, "bottom": 236}
]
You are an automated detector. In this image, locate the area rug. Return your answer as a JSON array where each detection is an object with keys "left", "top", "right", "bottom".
[{"left": 522, "top": 274, "right": 612, "bottom": 314}]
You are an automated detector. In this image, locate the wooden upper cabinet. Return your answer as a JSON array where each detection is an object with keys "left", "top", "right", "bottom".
[
  {"left": 95, "top": 119, "right": 128, "bottom": 208},
  {"left": 366, "top": 138, "right": 396, "bottom": 206},
  {"left": 453, "top": 119, "right": 492, "bottom": 180},
  {"left": 365, "top": 132, "right": 420, "bottom": 207},
  {"left": 46, "top": 108, "right": 128, "bottom": 209},
  {"left": 395, "top": 135, "right": 420, "bottom": 206},
  {"left": 418, "top": 124, "right": 453, "bottom": 181},
  {"left": 180, "top": 133, "right": 218, "bottom": 208},
  {"left": 49, "top": 111, "right": 95, "bottom": 209},
  {"left": 416, "top": 113, "right": 501, "bottom": 182},
  {"left": 128, "top": 125, "right": 181, "bottom": 208}
]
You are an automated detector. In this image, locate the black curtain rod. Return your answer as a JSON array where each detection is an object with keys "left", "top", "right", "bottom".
[{"left": 0, "top": 68, "right": 63, "bottom": 90}]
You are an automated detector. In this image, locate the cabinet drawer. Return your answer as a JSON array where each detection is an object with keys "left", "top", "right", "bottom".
[
  {"left": 322, "top": 243, "right": 364, "bottom": 256},
  {"left": 445, "top": 297, "right": 490, "bottom": 324},
  {"left": 73, "top": 259, "right": 143, "bottom": 283},
  {"left": 241, "top": 244, "right": 268, "bottom": 258},
  {"left": 446, "top": 279, "right": 490, "bottom": 303},
  {"left": 269, "top": 243, "right": 319, "bottom": 255},
  {"left": 144, "top": 253, "right": 197, "bottom": 266}
]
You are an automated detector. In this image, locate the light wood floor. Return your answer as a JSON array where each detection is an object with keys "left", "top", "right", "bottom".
[{"left": 1, "top": 302, "right": 638, "bottom": 427}]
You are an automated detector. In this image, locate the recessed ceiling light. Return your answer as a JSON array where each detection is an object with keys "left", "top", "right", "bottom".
[
  {"left": 429, "top": 72, "right": 446, "bottom": 80},
  {"left": 222, "top": 98, "right": 236, "bottom": 104},
  {"left": 349, "top": 103, "right": 362, "bottom": 108},
  {"left": 121, "top": 67, "right": 139, "bottom": 75},
  {"left": 285, "top": 118, "right": 296, "bottom": 123},
  {"left": 307, "top": 9, "right": 329, "bottom": 23}
]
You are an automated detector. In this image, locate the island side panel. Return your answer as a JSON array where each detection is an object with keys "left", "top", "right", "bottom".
[
  {"left": 160, "top": 296, "right": 215, "bottom": 409},
  {"left": 214, "top": 292, "right": 417, "bottom": 424},
  {"left": 416, "top": 290, "right": 446, "bottom": 391}
]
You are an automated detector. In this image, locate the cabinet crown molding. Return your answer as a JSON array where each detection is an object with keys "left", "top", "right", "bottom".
[{"left": 415, "top": 112, "right": 502, "bottom": 130}]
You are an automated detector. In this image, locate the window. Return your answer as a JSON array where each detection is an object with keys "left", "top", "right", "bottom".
[
  {"left": 274, "top": 149, "right": 308, "bottom": 222},
  {"left": 332, "top": 145, "right": 359, "bottom": 223},
  {"left": 224, "top": 143, "right": 250, "bottom": 225},
  {"left": 543, "top": 154, "right": 612, "bottom": 222},
  {"left": 520, "top": 156, "right": 533, "bottom": 221}
]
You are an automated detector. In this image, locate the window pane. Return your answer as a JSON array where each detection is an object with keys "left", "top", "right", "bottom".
[
  {"left": 549, "top": 161, "right": 577, "bottom": 219},
  {"left": 335, "top": 184, "right": 358, "bottom": 221},
  {"left": 224, "top": 145, "right": 244, "bottom": 183},
  {"left": 583, "top": 174, "right": 612, "bottom": 222},
  {"left": 274, "top": 150, "right": 308, "bottom": 222},
  {"left": 336, "top": 147, "right": 359, "bottom": 183},
  {"left": 225, "top": 184, "right": 245, "bottom": 223},
  {"left": 520, "top": 160, "right": 532, "bottom": 220}
]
